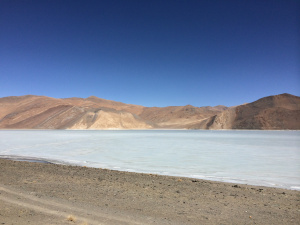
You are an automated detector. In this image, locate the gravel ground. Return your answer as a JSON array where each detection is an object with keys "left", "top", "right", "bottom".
[{"left": 0, "top": 159, "right": 299, "bottom": 225}]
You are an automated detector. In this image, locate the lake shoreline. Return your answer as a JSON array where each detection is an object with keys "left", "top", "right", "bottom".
[
  {"left": 1, "top": 154, "right": 299, "bottom": 191},
  {"left": 0, "top": 158, "right": 299, "bottom": 224}
]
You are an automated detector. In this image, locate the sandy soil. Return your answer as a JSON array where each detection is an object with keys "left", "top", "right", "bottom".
[{"left": 0, "top": 159, "right": 299, "bottom": 225}]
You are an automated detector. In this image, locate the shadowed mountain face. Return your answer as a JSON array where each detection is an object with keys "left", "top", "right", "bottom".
[
  {"left": 189, "top": 93, "right": 300, "bottom": 130},
  {"left": 0, "top": 94, "right": 299, "bottom": 129}
]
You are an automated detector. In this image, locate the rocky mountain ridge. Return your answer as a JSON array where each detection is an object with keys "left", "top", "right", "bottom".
[
  {"left": 0, "top": 93, "right": 299, "bottom": 130},
  {"left": 189, "top": 93, "right": 300, "bottom": 130}
]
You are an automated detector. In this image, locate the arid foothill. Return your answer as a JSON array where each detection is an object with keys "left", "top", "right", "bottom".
[{"left": 0, "top": 93, "right": 299, "bottom": 130}]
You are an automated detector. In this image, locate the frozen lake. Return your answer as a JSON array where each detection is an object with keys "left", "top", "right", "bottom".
[{"left": 0, "top": 130, "right": 299, "bottom": 190}]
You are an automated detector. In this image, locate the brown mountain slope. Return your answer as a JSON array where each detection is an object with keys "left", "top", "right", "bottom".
[
  {"left": 0, "top": 96, "right": 152, "bottom": 129},
  {"left": 139, "top": 105, "right": 227, "bottom": 128},
  {"left": 63, "top": 97, "right": 228, "bottom": 128},
  {"left": 67, "top": 108, "right": 153, "bottom": 129},
  {"left": 63, "top": 96, "right": 145, "bottom": 115},
  {"left": 1, "top": 94, "right": 298, "bottom": 130},
  {"left": 189, "top": 93, "right": 300, "bottom": 130},
  {"left": 0, "top": 95, "right": 227, "bottom": 129}
]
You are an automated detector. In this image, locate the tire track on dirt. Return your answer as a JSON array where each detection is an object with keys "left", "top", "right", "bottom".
[{"left": 0, "top": 185, "right": 141, "bottom": 225}]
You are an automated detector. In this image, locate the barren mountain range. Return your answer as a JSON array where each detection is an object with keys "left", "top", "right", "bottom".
[{"left": 0, "top": 93, "right": 299, "bottom": 130}]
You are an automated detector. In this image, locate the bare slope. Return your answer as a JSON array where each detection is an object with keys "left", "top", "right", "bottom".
[
  {"left": 0, "top": 95, "right": 152, "bottom": 129},
  {"left": 1, "top": 94, "right": 298, "bottom": 129},
  {"left": 190, "top": 93, "right": 300, "bottom": 130},
  {"left": 139, "top": 105, "right": 227, "bottom": 128},
  {"left": 0, "top": 95, "right": 226, "bottom": 129}
]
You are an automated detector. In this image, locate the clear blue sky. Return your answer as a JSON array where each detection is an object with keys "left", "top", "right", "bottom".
[{"left": 1, "top": 0, "right": 299, "bottom": 107}]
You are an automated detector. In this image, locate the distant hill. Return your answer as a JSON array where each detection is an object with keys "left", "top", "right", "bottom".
[
  {"left": 189, "top": 93, "right": 300, "bottom": 130},
  {"left": 139, "top": 105, "right": 227, "bottom": 128},
  {"left": 0, "top": 93, "right": 299, "bottom": 129},
  {"left": 0, "top": 95, "right": 151, "bottom": 129}
]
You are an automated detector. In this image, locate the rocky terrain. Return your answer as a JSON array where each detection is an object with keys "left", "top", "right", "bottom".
[
  {"left": 189, "top": 93, "right": 300, "bottom": 130},
  {"left": 1, "top": 159, "right": 299, "bottom": 225},
  {"left": 0, "top": 93, "right": 299, "bottom": 129}
]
